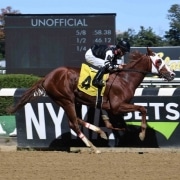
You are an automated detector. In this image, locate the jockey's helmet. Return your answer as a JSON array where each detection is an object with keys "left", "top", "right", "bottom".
[{"left": 116, "top": 40, "right": 130, "bottom": 53}]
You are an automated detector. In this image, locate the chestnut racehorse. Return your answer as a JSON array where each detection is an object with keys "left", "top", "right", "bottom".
[{"left": 7, "top": 47, "right": 175, "bottom": 153}]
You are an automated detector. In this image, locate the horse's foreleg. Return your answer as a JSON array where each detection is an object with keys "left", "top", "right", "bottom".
[
  {"left": 64, "top": 104, "right": 101, "bottom": 153},
  {"left": 115, "top": 104, "right": 147, "bottom": 141},
  {"left": 78, "top": 132, "right": 101, "bottom": 153},
  {"left": 69, "top": 120, "right": 101, "bottom": 154},
  {"left": 77, "top": 118, "right": 107, "bottom": 140},
  {"left": 138, "top": 106, "right": 147, "bottom": 141}
]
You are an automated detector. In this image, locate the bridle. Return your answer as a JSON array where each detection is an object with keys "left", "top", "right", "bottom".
[{"left": 117, "top": 54, "right": 159, "bottom": 76}]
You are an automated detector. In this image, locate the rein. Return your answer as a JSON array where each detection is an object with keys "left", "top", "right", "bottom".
[
  {"left": 116, "top": 55, "right": 159, "bottom": 76},
  {"left": 118, "top": 68, "right": 158, "bottom": 75}
]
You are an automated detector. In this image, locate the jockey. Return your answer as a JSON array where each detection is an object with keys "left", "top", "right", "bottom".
[{"left": 85, "top": 40, "right": 131, "bottom": 87}]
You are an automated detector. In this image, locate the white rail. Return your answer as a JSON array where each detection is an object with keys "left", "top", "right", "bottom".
[
  {"left": 0, "top": 78, "right": 180, "bottom": 97},
  {"left": 0, "top": 88, "right": 17, "bottom": 96},
  {"left": 140, "top": 78, "right": 180, "bottom": 87}
]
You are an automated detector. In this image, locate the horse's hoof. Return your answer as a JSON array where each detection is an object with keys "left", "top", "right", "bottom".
[
  {"left": 94, "top": 149, "right": 101, "bottom": 154},
  {"left": 139, "top": 132, "right": 145, "bottom": 141},
  {"left": 100, "top": 131, "right": 108, "bottom": 140}
]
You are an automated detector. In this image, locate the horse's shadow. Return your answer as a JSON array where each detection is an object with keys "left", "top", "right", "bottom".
[
  {"left": 108, "top": 113, "right": 159, "bottom": 147},
  {"left": 49, "top": 107, "right": 159, "bottom": 150},
  {"left": 49, "top": 126, "right": 159, "bottom": 151}
]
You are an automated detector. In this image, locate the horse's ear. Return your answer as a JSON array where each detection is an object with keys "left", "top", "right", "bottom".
[{"left": 146, "top": 47, "right": 152, "bottom": 56}]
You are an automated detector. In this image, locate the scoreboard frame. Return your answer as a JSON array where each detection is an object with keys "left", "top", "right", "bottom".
[{"left": 5, "top": 13, "right": 116, "bottom": 76}]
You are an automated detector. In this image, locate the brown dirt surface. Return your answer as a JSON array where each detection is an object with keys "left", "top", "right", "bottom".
[{"left": 0, "top": 148, "right": 180, "bottom": 180}]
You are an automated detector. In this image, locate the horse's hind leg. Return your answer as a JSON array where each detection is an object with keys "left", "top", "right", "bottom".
[
  {"left": 64, "top": 104, "right": 101, "bottom": 153},
  {"left": 77, "top": 118, "right": 107, "bottom": 140}
]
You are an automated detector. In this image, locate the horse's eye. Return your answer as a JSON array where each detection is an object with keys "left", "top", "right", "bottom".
[{"left": 155, "top": 59, "right": 162, "bottom": 67}]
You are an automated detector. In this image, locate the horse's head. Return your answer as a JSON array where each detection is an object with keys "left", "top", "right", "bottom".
[{"left": 147, "top": 47, "right": 175, "bottom": 81}]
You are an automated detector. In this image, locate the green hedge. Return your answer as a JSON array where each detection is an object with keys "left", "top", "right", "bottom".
[
  {"left": 0, "top": 74, "right": 41, "bottom": 115},
  {"left": 0, "top": 74, "right": 41, "bottom": 88}
]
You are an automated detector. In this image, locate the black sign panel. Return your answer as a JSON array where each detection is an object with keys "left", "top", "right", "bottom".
[
  {"left": 5, "top": 14, "right": 116, "bottom": 76},
  {"left": 15, "top": 89, "right": 180, "bottom": 149},
  {"left": 125, "top": 96, "right": 180, "bottom": 147},
  {"left": 124, "top": 47, "right": 180, "bottom": 77}
]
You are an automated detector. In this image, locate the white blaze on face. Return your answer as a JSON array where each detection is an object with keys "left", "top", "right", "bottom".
[{"left": 150, "top": 53, "right": 172, "bottom": 74}]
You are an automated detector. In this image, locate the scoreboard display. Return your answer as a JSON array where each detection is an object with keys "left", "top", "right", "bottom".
[{"left": 5, "top": 14, "right": 116, "bottom": 76}]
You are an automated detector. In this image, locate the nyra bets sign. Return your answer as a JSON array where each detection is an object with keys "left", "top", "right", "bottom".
[
  {"left": 15, "top": 90, "right": 180, "bottom": 149},
  {"left": 125, "top": 97, "right": 179, "bottom": 140}
]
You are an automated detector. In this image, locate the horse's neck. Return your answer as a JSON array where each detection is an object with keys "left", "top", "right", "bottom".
[
  {"left": 123, "top": 71, "right": 145, "bottom": 89},
  {"left": 123, "top": 59, "right": 150, "bottom": 88},
  {"left": 128, "top": 73, "right": 145, "bottom": 88},
  {"left": 118, "top": 62, "right": 148, "bottom": 90}
]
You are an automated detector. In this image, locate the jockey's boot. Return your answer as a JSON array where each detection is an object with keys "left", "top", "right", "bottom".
[{"left": 92, "top": 66, "right": 106, "bottom": 87}]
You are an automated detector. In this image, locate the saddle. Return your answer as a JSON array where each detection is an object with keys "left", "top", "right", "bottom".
[{"left": 77, "top": 63, "right": 109, "bottom": 108}]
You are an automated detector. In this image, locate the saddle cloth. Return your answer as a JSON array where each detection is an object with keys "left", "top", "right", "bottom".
[{"left": 77, "top": 63, "right": 109, "bottom": 96}]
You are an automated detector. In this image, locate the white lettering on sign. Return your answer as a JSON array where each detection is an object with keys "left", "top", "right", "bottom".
[
  {"left": 124, "top": 102, "right": 180, "bottom": 121},
  {"left": 45, "top": 103, "right": 64, "bottom": 138},
  {"left": 25, "top": 103, "right": 65, "bottom": 139},
  {"left": 23, "top": 101, "right": 179, "bottom": 140},
  {"left": 124, "top": 103, "right": 149, "bottom": 120},
  {"left": 166, "top": 103, "right": 179, "bottom": 120},
  {"left": 149, "top": 103, "right": 164, "bottom": 120},
  {"left": 31, "top": 18, "right": 88, "bottom": 27},
  {"left": 25, "top": 103, "right": 46, "bottom": 139}
]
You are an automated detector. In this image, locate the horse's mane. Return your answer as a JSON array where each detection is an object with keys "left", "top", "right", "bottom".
[{"left": 125, "top": 50, "right": 145, "bottom": 68}]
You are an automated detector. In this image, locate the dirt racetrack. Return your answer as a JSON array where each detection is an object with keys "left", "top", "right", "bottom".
[{"left": 0, "top": 147, "right": 180, "bottom": 180}]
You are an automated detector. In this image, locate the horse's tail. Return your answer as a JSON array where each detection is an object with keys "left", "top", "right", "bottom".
[{"left": 6, "top": 78, "right": 46, "bottom": 114}]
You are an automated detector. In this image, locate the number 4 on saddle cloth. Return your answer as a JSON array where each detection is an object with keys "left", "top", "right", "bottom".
[{"left": 78, "top": 63, "right": 109, "bottom": 107}]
